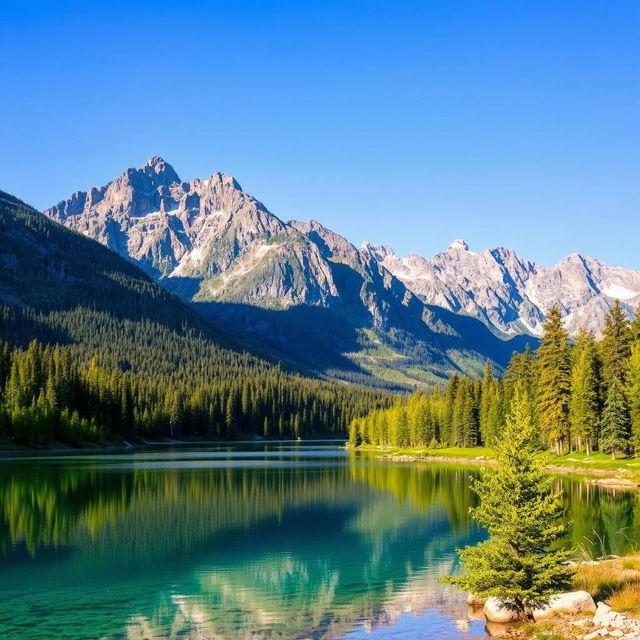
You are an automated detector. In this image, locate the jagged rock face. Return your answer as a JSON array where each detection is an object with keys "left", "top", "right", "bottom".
[
  {"left": 364, "top": 240, "right": 640, "bottom": 337},
  {"left": 44, "top": 158, "right": 430, "bottom": 325},
  {"left": 46, "top": 158, "right": 339, "bottom": 308}
]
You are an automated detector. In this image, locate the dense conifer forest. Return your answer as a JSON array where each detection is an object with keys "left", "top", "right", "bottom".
[
  {"left": 0, "top": 190, "right": 391, "bottom": 446},
  {"left": 350, "top": 303, "right": 640, "bottom": 457}
]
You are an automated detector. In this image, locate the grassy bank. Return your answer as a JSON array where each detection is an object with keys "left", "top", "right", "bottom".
[
  {"left": 574, "top": 555, "right": 640, "bottom": 614},
  {"left": 351, "top": 445, "right": 640, "bottom": 483}
]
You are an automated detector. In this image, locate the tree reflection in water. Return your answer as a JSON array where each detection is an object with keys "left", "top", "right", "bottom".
[{"left": 0, "top": 446, "right": 638, "bottom": 639}]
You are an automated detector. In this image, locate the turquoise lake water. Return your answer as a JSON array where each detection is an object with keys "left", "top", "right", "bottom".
[{"left": 0, "top": 442, "right": 638, "bottom": 639}]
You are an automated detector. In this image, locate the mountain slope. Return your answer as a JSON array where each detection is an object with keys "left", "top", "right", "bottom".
[
  {"left": 365, "top": 239, "right": 640, "bottom": 337},
  {"left": 0, "top": 189, "right": 390, "bottom": 445},
  {"left": 44, "top": 158, "right": 534, "bottom": 386}
]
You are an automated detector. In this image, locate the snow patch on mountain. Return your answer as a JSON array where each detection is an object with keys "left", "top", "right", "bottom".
[
  {"left": 602, "top": 284, "right": 639, "bottom": 300},
  {"left": 449, "top": 238, "right": 469, "bottom": 251}
]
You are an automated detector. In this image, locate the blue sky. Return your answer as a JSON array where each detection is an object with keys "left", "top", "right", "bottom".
[{"left": 1, "top": 1, "right": 638, "bottom": 267}]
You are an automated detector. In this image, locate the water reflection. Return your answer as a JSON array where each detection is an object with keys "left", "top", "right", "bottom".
[{"left": 0, "top": 445, "right": 638, "bottom": 639}]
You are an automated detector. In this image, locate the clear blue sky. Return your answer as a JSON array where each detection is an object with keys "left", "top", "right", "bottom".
[{"left": 1, "top": 1, "right": 638, "bottom": 267}]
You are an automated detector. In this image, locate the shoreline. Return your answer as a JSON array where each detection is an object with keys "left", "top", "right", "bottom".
[{"left": 359, "top": 448, "right": 640, "bottom": 489}]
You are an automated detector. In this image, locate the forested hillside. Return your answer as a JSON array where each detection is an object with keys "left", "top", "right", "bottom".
[
  {"left": 350, "top": 303, "right": 640, "bottom": 457},
  {"left": 0, "top": 190, "right": 391, "bottom": 446}
]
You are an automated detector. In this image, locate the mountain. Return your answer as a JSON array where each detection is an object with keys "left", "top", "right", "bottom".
[
  {"left": 364, "top": 239, "right": 640, "bottom": 337},
  {"left": 0, "top": 189, "right": 390, "bottom": 445},
  {"left": 44, "top": 157, "right": 533, "bottom": 387}
]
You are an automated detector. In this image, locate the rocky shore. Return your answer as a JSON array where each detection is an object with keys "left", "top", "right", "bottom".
[{"left": 467, "top": 594, "right": 640, "bottom": 639}]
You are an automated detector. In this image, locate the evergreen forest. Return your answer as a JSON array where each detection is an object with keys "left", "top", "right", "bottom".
[{"left": 350, "top": 303, "right": 640, "bottom": 457}]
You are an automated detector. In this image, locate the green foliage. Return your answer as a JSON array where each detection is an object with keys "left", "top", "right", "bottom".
[
  {"left": 600, "top": 377, "right": 630, "bottom": 458},
  {"left": 0, "top": 339, "right": 391, "bottom": 446},
  {"left": 628, "top": 343, "right": 640, "bottom": 455},
  {"left": 479, "top": 361, "right": 498, "bottom": 445},
  {"left": 600, "top": 300, "right": 632, "bottom": 387},
  {"left": 442, "top": 391, "right": 572, "bottom": 617},
  {"left": 569, "top": 329, "right": 601, "bottom": 454},
  {"left": 537, "top": 306, "right": 572, "bottom": 454},
  {"left": 631, "top": 306, "right": 640, "bottom": 343}
]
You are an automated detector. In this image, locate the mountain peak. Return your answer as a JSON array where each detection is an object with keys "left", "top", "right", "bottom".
[
  {"left": 136, "top": 156, "right": 180, "bottom": 184},
  {"left": 197, "top": 172, "right": 243, "bottom": 193},
  {"left": 448, "top": 238, "right": 469, "bottom": 251},
  {"left": 360, "top": 242, "right": 395, "bottom": 261},
  {"left": 143, "top": 155, "right": 167, "bottom": 168}
]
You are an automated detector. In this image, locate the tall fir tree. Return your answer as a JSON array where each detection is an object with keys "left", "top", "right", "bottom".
[
  {"left": 462, "top": 388, "right": 479, "bottom": 447},
  {"left": 537, "top": 306, "right": 571, "bottom": 454},
  {"left": 600, "top": 300, "right": 632, "bottom": 387},
  {"left": 442, "top": 375, "right": 459, "bottom": 446},
  {"left": 452, "top": 382, "right": 467, "bottom": 447},
  {"left": 626, "top": 343, "right": 640, "bottom": 456},
  {"left": 600, "top": 377, "right": 630, "bottom": 459},
  {"left": 479, "top": 361, "right": 494, "bottom": 445},
  {"left": 442, "top": 390, "right": 571, "bottom": 618},
  {"left": 630, "top": 305, "right": 640, "bottom": 343},
  {"left": 569, "top": 329, "right": 601, "bottom": 454}
]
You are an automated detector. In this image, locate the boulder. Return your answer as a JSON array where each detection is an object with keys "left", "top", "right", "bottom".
[
  {"left": 483, "top": 597, "right": 521, "bottom": 623},
  {"left": 531, "top": 591, "right": 596, "bottom": 620}
]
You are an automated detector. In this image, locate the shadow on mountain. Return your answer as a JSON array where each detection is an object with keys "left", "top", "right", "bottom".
[
  {"left": 423, "top": 304, "right": 540, "bottom": 364},
  {"left": 192, "top": 298, "right": 538, "bottom": 389},
  {"left": 191, "top": 301, "right": 381, "bottom": 384}
]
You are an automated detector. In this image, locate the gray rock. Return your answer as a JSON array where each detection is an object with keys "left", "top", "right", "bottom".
[{"left": 364, "top": 239, "right": 640, "bottom": 337}]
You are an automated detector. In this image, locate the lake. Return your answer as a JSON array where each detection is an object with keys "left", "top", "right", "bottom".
[{"left": 0, "top": 442, "right": 638, "bottom": 639}]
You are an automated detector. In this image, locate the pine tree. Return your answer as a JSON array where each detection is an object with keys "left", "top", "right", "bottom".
[
  {"left": 442, "top": 390, "right": 572, "bottom": 618},
  {"left": 452, "top": 383, "right": 467, "bottom": 447},
  {"left": 600, "top": 378, "right": 630, "bottom": 459},
  {"left": 537, "top": 306, "right": 571, "bottom": 454},
  {"left": 600, "top": 300, "right": 632, "bottom": 387},
  {"left": 395, "top": 403, "right": 409, "bottom": 447},
  {"left": 569, "top": 329, "right": 600, "bottom": 454},
  {"left": 442, "top": 375, "right": 459, "bottom": 446},
  {"left": 487, "top": 383, "right": 504, "bottom": 445},
  {"left": 628, "top": 343, "right": 640, "bottom": 456},
  {"left": 630, "top": 305, "right": 640, "bottom": 343},
  {"left": 462, "top": 387, "right": 478, "bottom": 447},
  {"left": 479, "top": 361, "right": 494, "bottom": 445}
]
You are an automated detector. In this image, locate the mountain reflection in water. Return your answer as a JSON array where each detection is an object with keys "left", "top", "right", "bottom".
[{"left": 0, "top": 443, "right": 638, "bottom": 639}]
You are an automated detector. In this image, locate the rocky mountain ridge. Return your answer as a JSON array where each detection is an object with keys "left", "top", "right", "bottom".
[{"left": 363, "top": 239, "right": 640, "bottom": 337}]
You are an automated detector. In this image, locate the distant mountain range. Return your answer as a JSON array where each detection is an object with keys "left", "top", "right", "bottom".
[
  {"left": 43, "top": 157, "right": 534, "bottom": 387},
  {"left": 364, "top": 239, "right": 640, "bottom": 338}
]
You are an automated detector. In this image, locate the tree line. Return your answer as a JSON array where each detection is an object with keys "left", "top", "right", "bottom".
[
  {"left": 349, "top": 302, "right": 640, "bottom": 458},
  {"left": 0, "top": 338, "right": 392, "bottom": 446}
]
